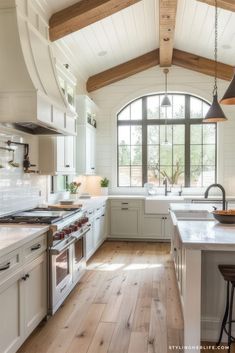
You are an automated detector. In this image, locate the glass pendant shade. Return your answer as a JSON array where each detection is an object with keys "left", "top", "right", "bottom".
[
  {"left": 161, "top": 94, "right": 171, "bottom": 107},
  {"left": 220, "top": 72, "right": 235, "bottom": 105},
  {"left": 203, "top": 94, "right": 227, "bottom": 122}
]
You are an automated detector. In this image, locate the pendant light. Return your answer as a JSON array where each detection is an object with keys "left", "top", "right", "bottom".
[
  {"left": 203, "top": 0, "right": 227, "bottom": 122},
  {"left": 220, "top": 70, "right": 235, "bottom": 105},
  {"left": 161, "top": 69, "right": 171, "bottom": 107},
  {"left": 161, "top": 69, "right": 172, "bottom": 145}
]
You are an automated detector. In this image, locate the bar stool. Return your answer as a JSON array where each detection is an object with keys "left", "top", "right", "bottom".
[{"left": 217, "top": 264, "right": 235, "bottom": 353}]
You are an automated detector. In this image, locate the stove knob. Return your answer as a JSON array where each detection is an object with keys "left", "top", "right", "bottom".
[
  {"left": 76, "top": 221, "right": 82, "bottom": 228},
  {"left": 59, "top": 231, "right": 65, "bottom": 239},
  {"left": 53, "top": 232, "right": 61, "bottom": 241},
  {"left": 64, "top": 228, "right": 72, "bottom": 235}
]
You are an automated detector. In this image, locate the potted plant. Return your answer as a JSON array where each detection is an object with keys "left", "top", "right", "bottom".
[
  {"left": 100, "top": 177, "right": 109, "bottom": 196},
  {"left": 66, "top": 181, "right": 81, "bottom": 200}
]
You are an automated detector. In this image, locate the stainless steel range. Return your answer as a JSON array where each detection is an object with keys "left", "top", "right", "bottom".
[{"left": 0, "top": 206, "right": 90, "bottom": 315}]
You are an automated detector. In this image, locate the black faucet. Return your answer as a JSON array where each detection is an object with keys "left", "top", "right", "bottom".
[
  {"left": 204, "top": 183, "right": 227, "bottom": 210},
  {"left": 163, "top": 177, "right": 171, "bottom": 196}
]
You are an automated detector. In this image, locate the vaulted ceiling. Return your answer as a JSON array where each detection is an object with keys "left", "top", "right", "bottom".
[{"left": 41, "top": 0, "right": 235, "bottom": 91}]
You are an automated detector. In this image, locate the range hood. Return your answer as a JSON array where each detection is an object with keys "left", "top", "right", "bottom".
[{"left": 0, "top": 0, "right": 77, "bottom": 135}]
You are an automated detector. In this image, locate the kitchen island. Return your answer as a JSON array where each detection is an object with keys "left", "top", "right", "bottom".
[{"left": 171, "top": 207, "right": 235, "bottom": 352}]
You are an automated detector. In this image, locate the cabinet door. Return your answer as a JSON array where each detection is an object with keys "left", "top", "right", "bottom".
[
  {"left": 100, "top": 212, "right": 106, "bottom": 241},
  {"left": 56, "top": 136, "right": 66, "bottom": 172},
  {"left": 110, "top": 207, "right": 140, "bottom": 238},
  {"left": 85, "top": 225, "right": 94, "bottom": 261},
  {"left": 86, "top": 126, "right": 96, "bottom": 174},
  {"left": 94, "top": 216, "right": 101, "bottom": 248},
  {"left": 164, "top": 216, "right": 174, "bottom": 240},
  {"left": 142, "top": 216, "right": 164, "bottom": 239},
  {"left": 64, "top": 136, "right": 75, "bottom": 173},
  {"left": 23, "top": 253, "right": 47, "bottom": 339},
  {"left": 0, "top": 272, "right": 24, "bottom": 353}
]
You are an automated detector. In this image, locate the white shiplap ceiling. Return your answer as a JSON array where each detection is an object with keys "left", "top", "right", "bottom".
[
  {"left": 43, "top": 0, "right": 235, "bottom": 80},
  {"left": 174, "top": 0, "right": 235, "bottom": 66}
]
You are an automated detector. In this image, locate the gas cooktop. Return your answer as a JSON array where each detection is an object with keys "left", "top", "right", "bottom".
[{"left": 0, "top": 207, "right": 82, "bottom": 224}]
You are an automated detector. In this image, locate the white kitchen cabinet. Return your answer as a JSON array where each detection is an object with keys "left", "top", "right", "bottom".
[
  {"left": 0, "top": 233, "right": 47, "bottom": 353},
  {"left": 0, "top": 271, "right": 24, "bottom": 353},
  {"left": 85, "top": 202, "right": 107, "bottom": 260},
  {"left": 142, "top": 216, "right": 164, "bottom": 239},
  {"left": 110, "top": 208, "right": 141, "bottom": 239},
  {"left": 39, "top": 135, "right": 75, "bottom": 175},
  {"left": 23, "top": 253, "right": 47, "bottom": 338},
  {"left": 76, "top": 95, "right": 98, "bottom": 175},
  {"left": 76, "top": 123, "right": 96, "bottom": 175}
]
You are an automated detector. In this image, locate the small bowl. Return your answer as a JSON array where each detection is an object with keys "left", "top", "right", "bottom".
[{"left": 212, "top": 210, "right": 235, "bottom": 224}]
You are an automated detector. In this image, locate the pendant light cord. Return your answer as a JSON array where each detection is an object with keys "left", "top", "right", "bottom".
[{"left": 214, "top": 0, "right": 218, "bottom": 96}]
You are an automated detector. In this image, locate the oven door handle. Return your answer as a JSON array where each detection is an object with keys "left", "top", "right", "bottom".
[
  {"left": 50, "top": 238, "right": 76, "bottom": 255},
  {"left": 72, "top": 227, "right": 91, "bottom": 240}
]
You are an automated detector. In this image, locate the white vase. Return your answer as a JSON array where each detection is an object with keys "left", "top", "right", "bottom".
[
  {"left": 70, "top": 193, "right": 78, "bottom": 200},
  {"left": 100, "top": 187, "right": 108, "bottom": 196}
]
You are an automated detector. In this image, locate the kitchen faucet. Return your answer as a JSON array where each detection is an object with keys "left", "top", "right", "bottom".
[
  {"left": 204, "top": 183, "right": 227, "bottom": 210},
  {"left": 163, "top": 177, "right": 171, "bottom": 196}
]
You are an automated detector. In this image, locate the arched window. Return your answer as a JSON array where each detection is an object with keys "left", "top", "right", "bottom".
[{"left": 117, "top": 94, "right": 217, "bottom": 187}]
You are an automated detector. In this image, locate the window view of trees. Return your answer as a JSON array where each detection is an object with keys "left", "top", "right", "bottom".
[{"left": 117, "top": 94, "right": 216, "bottom": 187}]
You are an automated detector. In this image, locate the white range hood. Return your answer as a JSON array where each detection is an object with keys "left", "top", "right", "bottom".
[{"left": 0, "top": 0, "right": 77, "bottom": 135}]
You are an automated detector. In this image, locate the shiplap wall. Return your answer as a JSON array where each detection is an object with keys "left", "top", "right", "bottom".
[{"left": 90, "top": 65, "right": 235, "bottom": 194}]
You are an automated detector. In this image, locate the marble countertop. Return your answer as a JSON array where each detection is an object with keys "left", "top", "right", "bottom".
[
  {"left": 177, "top": 220, "right": 235, "bottom": 250},
  {"left": 0, "top": 225, "right": 49, "bottom": 258},
  {"left": 170, "top": 203, "right": 222, "bottom": 212}
]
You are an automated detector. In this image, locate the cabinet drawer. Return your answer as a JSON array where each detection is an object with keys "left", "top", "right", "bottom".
[
  {"left": 23, "top": 233, "right": 47, "bottom": 263},
  {"left": 0, "top": 249, "right": 22, "bottom": 284},
  {"left": 110, "top": 199, "right": 142, "bottom": 209}
]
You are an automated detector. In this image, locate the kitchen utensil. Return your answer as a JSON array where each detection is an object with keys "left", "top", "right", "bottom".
[
  {"left": 8, "top": 150, "right": 19, "bottom": 168},
  {"left": 212, "top": 210, "right": 235, "bottom": 224}
]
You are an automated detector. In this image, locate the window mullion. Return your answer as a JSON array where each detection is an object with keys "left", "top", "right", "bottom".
[
  {"left": 185, "top": 95, "right": 191, "bottom": 187},
  {"left": 142, "top": 97, "right": 148, "bottom": 186}
]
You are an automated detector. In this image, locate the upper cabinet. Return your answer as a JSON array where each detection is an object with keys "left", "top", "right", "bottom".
[
  {"left": 39, "top": 136, "right": 75, "bottom": 175},
  {"left": 56, "top": 61, "right": 77, "bottom": 113},
  {"left": 76, "top": 96, "right": 98, "bottom": 175}
]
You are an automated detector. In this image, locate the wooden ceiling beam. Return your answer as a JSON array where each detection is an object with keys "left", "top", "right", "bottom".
[
  {"left": 197, "top": 0, "right": 235, "bottom": 12},
  {"left": 159, "top": 0, "right": 178, "bottom": 67},
  {"left": 49, "top": 0, "right": 142, "bottom": 41},
  {"left": 86, "top": 49, "right": 159, "bottom": 92},
  {"left": 172, "top": 49, "right": 233, "bottom": 81}
]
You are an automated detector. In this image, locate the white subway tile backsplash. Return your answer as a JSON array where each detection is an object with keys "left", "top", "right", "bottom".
[{"left": 0, "top": 130, "right": 42, "bottom": 216}]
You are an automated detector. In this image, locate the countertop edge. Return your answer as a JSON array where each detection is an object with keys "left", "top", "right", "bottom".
[{"left": 0, "top": 225, "right": 49, "bottom": 258}]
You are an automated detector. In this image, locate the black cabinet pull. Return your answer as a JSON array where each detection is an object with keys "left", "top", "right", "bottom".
[
  {"left": 22, "top": 273, "right": 30, "bottom": 281},
  {"left": 0, "top": 262, "right": 10, "bottom": 271},
  {"left": 121, "top": 208, "right": 128, "bottom": 210},
  {"left": 31, "top": 244, "right": 41, "bottom": 251},
  {"left": 91, "top": 167, "right": 95, "bottom": 170},
  {"left": 121, "top": 202, "right": 128, "bottom": 205},
  {"left": 65, "top": 164, "right": 70, "bottom": 168}
]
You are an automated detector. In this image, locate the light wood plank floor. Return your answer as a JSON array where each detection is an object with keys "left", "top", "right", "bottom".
[{"left": 17, "top": 241, "right": 184, "bottom": 353}]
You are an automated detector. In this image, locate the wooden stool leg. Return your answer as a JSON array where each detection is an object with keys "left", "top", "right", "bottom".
[
  {"left": 217, "top": 281, "right": 230, "bottom": 346},
  {"left": 228, "top": 284, "right": 234, "bottom": 353}
]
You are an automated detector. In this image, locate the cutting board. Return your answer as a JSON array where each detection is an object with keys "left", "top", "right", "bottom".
[{"left": 49, "top": 203, "right": 83, "bottom": 209}]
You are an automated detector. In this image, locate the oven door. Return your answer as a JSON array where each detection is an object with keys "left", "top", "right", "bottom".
[{"left": 50, "top": 240, "right": 74, "bottom": 314}]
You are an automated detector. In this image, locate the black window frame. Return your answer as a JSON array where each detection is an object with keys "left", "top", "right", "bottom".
[{"left": 117, "top": 93, "right": 217, "bottom": 187}]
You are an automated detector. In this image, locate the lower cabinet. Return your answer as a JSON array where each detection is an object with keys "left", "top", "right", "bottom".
[
  {"left": 0, "top": 271, "right": 23, "bottom": 353},
  {"left": 23, "top": 253, "right": 47, "bottom": 338},
  {"left": 0, "top": 247, "right": 47, "bottom": 353},
  {"left": 142, "top": 215, "right": 165, "bottom": 239},
  {"left": 110, "top": 207, "right": 141, "bottom": 238},
  {"left": 85, "top": 202, "right": 107, "bottom": 261}
]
